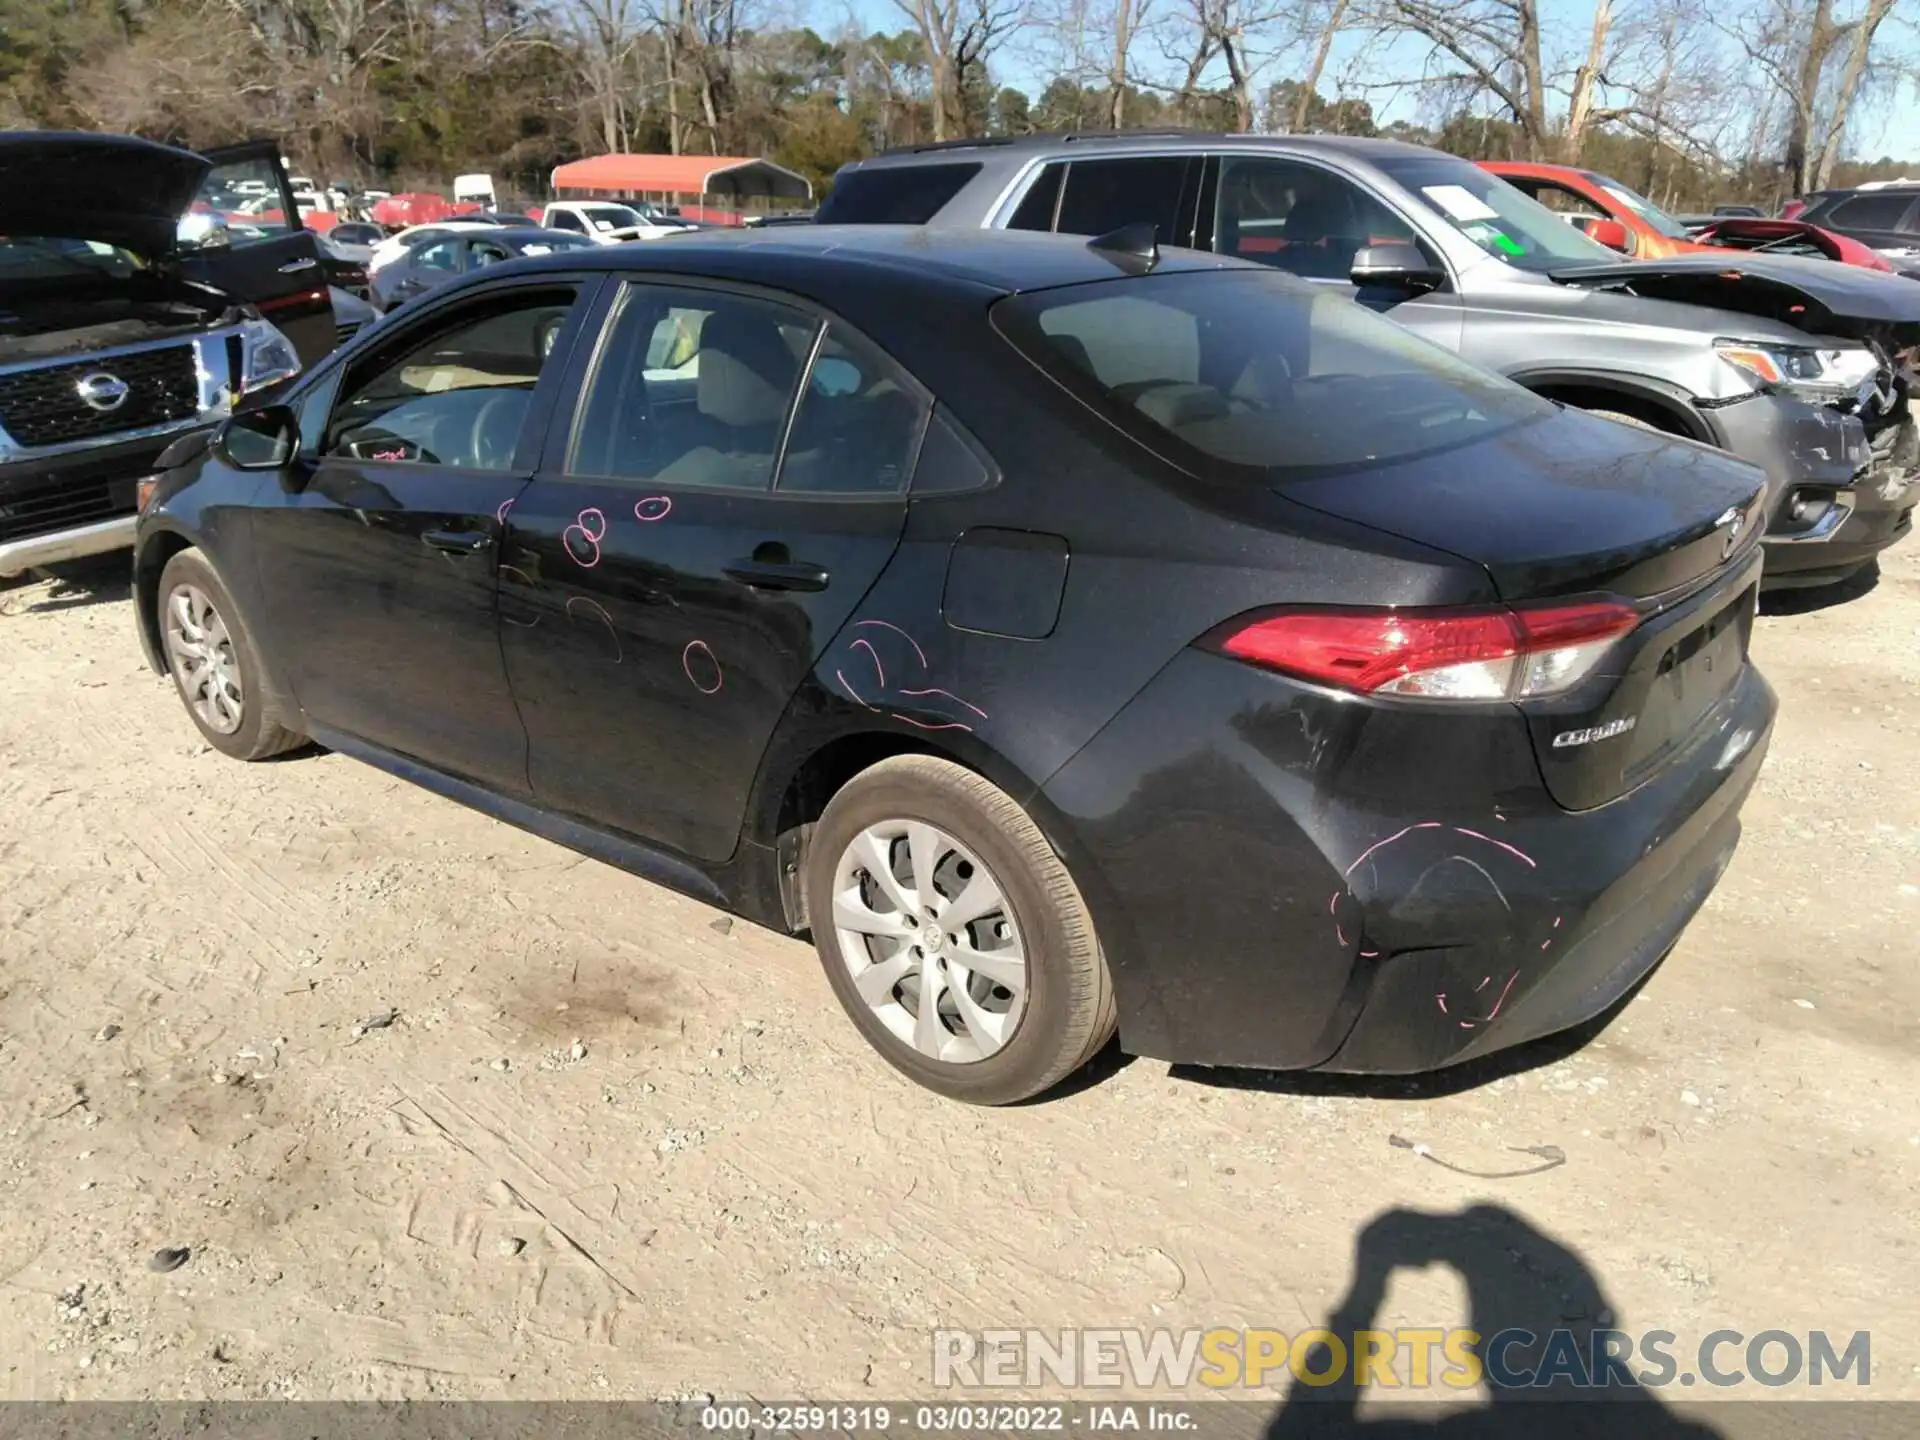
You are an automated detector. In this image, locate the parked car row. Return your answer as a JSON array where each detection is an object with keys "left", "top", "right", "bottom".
[{"left": 5, "top": 125, "right": 1916, "bottom": 1108}]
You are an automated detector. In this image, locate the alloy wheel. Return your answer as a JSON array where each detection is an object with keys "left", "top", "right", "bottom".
[
  {"left": 830, "top": 819, "right": 1029, "bottom": 1063},
  {"left": 164, "top": 583, "right": 245, "bottom": 735}
]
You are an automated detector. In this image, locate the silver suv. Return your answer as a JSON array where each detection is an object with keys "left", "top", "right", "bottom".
[{"left": 821, "top": 133, "right": 1919, "bottom": 589}]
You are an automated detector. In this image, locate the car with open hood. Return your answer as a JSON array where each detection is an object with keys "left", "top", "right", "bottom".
[
  {"left": 0, "top": 131, "right": 334, "bottom": 580},
  {"left": 819, "top": 133, "right": 1919, "bottom": 591}
]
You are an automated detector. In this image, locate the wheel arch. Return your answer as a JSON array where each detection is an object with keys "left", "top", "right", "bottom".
[
  {"left": 1510, "top": 368, "right": 1716, "bottom": 444},
  {"left": 133, "top": 524, "right": 199, "bottom": 675},
  {"left": 749, "top": 721, "right": 1051, "bottom": 934}
]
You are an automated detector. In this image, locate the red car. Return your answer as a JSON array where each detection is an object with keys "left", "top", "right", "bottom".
[{"left": 1482, "top": 161, "right": 1894, "bottom": 274}]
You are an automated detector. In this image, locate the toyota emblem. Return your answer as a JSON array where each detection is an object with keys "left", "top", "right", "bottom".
[
  {"left": 75, "top": 372, "right": 130, "bottom": 412},
  {"left": 1716, "top": 505, "right": 1744, "bottom": 560}
]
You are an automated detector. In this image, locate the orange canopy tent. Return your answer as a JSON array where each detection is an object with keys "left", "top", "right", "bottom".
[{"left": 549, "top": 154, "right": 813, "bottom": 209}]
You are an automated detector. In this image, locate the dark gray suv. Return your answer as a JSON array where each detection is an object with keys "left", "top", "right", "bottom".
[{"left": 821, "top": 133, "right": 1920, "bottom": 589}]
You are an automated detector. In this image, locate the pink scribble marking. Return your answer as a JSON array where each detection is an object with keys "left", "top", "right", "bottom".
[
  {"left": 1436, "top": 995, "right": 1449, "bottom": 1014},
  {"left": 634, "top": 496, "right": 672, "bottom": 523},
  {"left": 1343, "top": 821, "right": 1446, "bottom": 879},
  {"left": 496, "top": 497, "right": 515, "bottom": 525},
  {"left": 1335, "top": 923, "right": 1348, "bottom": 947},
  {"left": 1484, "top": 971, "right": 1520, "bottom": 1020},
  {"left": 890, "top": 713, "right": 974, "bottom": 733},
  {"left": 851, "top": 637, "right": 885, "bottom": 688},
  {"left": 897, "top": 686, "right": 988, "bottom": 719},
  {"left": 566, "top": 596, "right": 622, "bottom": 663},
  {"left": 683, "top": 640, "right": 722, "bottom": 695},
  {"left": 836, "top": 668, "right": 875, "bottom": 711},
  {"left": 562, "top": 507, "right": 607, "bottom": 568},
  {"left": 853, "top": 618, "right": 927, "bottom": 669},
  {"left": 1450, "top": 826, "right": 1538, "bottom": 869}
]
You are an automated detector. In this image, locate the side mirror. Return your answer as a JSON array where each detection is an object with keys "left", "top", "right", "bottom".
[
  {"left": 217, "top": 404, "right": 298, "bottom": 470},
  {"left": 1585, "top": 217, "right": 1633, "bottom": 254},
  {"left": 1350, "top": 242, "right": 1446, "bottom": 294}
]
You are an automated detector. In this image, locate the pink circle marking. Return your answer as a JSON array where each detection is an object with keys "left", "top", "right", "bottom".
[
  {"left": 634, "top": 496, "right": 672, "bottom": 523},
  {"left": 682, "top": 640, "right": 722, "bottom": 695}
]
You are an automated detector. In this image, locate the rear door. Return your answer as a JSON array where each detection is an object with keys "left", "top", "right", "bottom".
[
  {"left": 499, "top": 278, "right": 925, "bottom": 861},
  {"left": 175, "top": 141, "right": 336, "bottom": 366}
]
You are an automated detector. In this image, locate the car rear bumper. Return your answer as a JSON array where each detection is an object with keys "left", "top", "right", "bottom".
[{"left": 1037, "top": 645, "right": 1775, "bottom": 1074}]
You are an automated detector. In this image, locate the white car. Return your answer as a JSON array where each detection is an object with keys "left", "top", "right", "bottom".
[
  {"left": 539, "top": 200, "right": 694, "bottom": 243},
  {"left": 367, "top": 218, "right": 504, "bottom": 272}
]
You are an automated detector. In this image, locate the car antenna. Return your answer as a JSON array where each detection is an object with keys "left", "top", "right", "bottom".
[{"left": 1086, "top": 222, "right": 1159, "bottom": 274}]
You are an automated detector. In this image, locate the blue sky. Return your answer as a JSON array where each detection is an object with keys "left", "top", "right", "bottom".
[{"left": 837, "top": 0, "right": 1920, "bottom": 164}]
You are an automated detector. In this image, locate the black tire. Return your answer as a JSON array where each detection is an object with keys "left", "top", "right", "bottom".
[
  {"left": 805, "top": 755, "right": 1117, "bottom": 1104},
  {"left": 156, "top": 548, "right": 305, "bottom": 761}
]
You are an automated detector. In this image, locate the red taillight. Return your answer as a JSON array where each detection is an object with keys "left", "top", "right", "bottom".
[{"left": 1212, "top": 600, "right": 1639, "bottom": 701}]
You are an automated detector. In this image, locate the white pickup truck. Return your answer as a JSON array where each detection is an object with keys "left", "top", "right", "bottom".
[{"left": 537, "top": 200, "right": 694, "bottom": 243}]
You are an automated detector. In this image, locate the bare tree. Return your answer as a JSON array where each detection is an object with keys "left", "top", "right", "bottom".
[
  {"left": 1291, "top": 0, "right": 1350, "bottom": 130},
  {"left": 893, "top": 0, "right": 1021, "bottom": 138},
  {"left": 1368, "top": 0, "right": 1550, "bottom": 155},
  {"left": 1562, "top": 0, "right": 1612, "bottom": 159}
]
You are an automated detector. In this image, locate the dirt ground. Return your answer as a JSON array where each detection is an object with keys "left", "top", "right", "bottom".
[{"left": 1, "top": 545, "right": 1917, "bottom": 1411}]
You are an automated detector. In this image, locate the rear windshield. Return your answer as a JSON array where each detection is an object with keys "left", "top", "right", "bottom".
[
  {"left": 1377, "top": 156, "right": 1618, "bottom": 272},
  {"left": 817, "top": 163, "right": 982, "bottom": 224},
  {"left": 994, "top": 269, "right": 1550, "bottom": 479}
]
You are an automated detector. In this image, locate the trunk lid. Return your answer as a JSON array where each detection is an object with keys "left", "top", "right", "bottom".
[
  {"left": 1281, "top": 407, "right": 1768, "bottom": 810},
  {"left": 1548, "top": 250, "right": 1920, "bottom": 345},
  {"left": 0, "top": 132, "right": 209, "bottom": 257}
]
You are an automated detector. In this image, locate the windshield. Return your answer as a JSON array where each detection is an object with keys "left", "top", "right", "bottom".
[
  {"left": 0, "top": 237, "right": 141, "bottom": 280},
  {"left": 1377, "top": 157, "right": 1619, "bottom": 272},
  {"left": 580, "top": 205, "right": 642, "bottom": 232},
  {"left": 994, "top": 269, "right": 1551, "bottom": 479},
  {"left": 1590, "top": 174, "right": 1692, "bottom": 240}
]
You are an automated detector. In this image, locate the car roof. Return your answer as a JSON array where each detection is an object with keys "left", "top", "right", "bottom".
[
  {"left": 494, "top": 223, "right": 1252, "bottom": 294},
  {"left": 852, "top": 130, "right": 1439, "bottom": 167}
]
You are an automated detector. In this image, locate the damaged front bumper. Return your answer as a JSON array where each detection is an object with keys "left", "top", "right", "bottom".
[{"left": 1707, "top": 392, "right": 1916, "bottom": 589}]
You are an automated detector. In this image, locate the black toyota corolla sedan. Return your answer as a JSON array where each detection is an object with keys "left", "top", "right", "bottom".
[{"left": 132, "top": 226, "right": 1776, "bottom": 1103}]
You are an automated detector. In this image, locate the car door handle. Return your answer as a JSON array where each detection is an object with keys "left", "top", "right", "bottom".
[
  {"left": 724, "top": 558, "right": 830, "bottom": 592},
  {"left": 422, "top": 528, "right": 492, "bottom": 555},
  {"left": 277, "top": 257, "right": 320, "bottom": 274}
]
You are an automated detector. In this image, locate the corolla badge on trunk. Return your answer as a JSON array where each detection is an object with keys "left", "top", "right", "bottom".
[{"left": 1552, "top": 716, "right": 1637, "bottom": 748}]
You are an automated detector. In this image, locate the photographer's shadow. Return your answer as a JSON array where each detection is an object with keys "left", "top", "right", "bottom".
[{"left": 1268, "top": 1204, "right": 1724, "bottom": 1440}]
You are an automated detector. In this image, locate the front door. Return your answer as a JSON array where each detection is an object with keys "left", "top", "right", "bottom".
[
  {"left": 499, "top": 279, "right": 925, "bottom": 861},
  {"left": 250, "top": 281, "right": 591, "bottom": 793},
  {"left": 177, "top": 142, "right": 337, "bottom": 366}
]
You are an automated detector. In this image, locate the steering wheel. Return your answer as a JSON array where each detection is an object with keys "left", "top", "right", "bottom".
[{"left": 469, "top": 391, "right": 525, "bottom": 470}]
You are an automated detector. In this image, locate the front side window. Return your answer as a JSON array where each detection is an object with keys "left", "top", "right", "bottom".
[
  {"left": 995, "top": 269, "right": 1551, "bottom": 479},
  {"left": 469, "top": 240, "right": 513, "bottom": 268},
  {"left": 780, "top": 326, "right": 930, "bottom": 494},
  {"left": 324, "top": 289, "right": 577, "bottom": 469},
  {"left": 569, "top": 284, "right": 818, "bottom": 490},
  {"left": 547, "top": 210, "right": 586, "bottom": 232},
  {"left": 1375, "top": 155, "right": 1618, "bottom": 272},
  {"left": 1215, "top": 157, "right": 1424, "bottom": 280},
  {"left": 413, "top": 239, "right": 461, "bottom": 272}
]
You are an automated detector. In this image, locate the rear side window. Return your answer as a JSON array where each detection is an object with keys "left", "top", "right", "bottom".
[
  {"left": 1829, "top": 193, "right": 1916, "bottom": 229},
  {"left": 780, "top": 326, "right": 930, "bottom": 495},
  {"left": 1007, "top": 165, "right": 1064, "bottom": 231},
  {"left": 995, "top": 269, "right": 1549, "bottom": 479},
  {"left": 817, "top": 164, "right": 983, "bottom": 224},
  {"left": 1054, "top": 158, "right": 1191, "bottom": 246}
]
